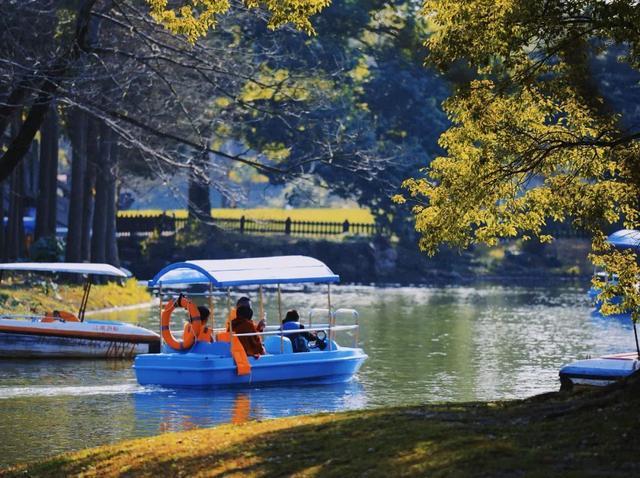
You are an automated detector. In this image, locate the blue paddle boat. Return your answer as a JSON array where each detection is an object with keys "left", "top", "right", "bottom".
[
  {"left": 561, "top": 230, "right": 640, "bottom": 389},
  {"left": 134, "top": 256, "right": 367, "bottom": 388},
  {"left": 559, "top": 352, "right": 640, "bottom": 389}
]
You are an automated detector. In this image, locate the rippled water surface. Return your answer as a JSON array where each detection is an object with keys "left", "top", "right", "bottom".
[{"left": 0, "top": 284, "right": 635, "bottom": 466}]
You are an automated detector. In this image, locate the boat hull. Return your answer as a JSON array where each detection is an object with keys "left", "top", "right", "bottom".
[
  {"left": 0, "top": 318, "right": 160, "bottom": 358},
  {"left": 134, "top": 346, "right": 367, "bottom": 388},
  {"left": 559, "top": 353, "right": 640, "bottom": 388}
]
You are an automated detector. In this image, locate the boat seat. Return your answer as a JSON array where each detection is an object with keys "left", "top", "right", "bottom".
[
  {"left": 161, "top": 341, "right": 232, "bottom": 355},
  {"left": 42, "top": 310, "right": 80, "bottom": 323},
  {"left": 192, "top": 341, "right": 231, "bottom": 355},
  {"left": 264, "top": 335, "right": 293, "bottom": 354}
]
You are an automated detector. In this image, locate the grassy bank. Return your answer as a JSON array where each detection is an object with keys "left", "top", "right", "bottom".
[
  {"left": 118, "top": 208, "right": 375, "bottom": 223},
  {"left": 4, "top": 380, "right": 640, "bottom": 477},
  {"left": 0, "top": 279, "right": 151, "bottom": 315}
]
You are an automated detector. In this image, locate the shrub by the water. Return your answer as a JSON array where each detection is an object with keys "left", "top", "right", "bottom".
[{"left": 29, "top": 236, "right": 64, "bottom": 262}]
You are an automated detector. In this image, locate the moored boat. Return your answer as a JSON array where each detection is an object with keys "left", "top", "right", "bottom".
[
  {"left": 0, "top": 263, "right": 160, "bottom": 358},
  {"left": 559, "top": 352, "right": 640, "bottom": 390},
  {"left": 134, "top": 256, "right": 367, "bottom": 388}
]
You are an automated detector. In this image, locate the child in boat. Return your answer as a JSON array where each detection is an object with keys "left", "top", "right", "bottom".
[
  {"left": 231, "top": 304, "right": 265, "bottom": 358},
  {"left": 197, "top": 306, "right": 213, "bottom": 343},
  {"left": 181, "top": 305, "right": 213, "bottom": 343},
  {"left": 281, "top": 309, "right": 316, "bottom": 353}
]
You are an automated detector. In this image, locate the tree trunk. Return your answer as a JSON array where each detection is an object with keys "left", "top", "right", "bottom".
[
  {"left": 35, "top": 117, "right": 51, "bottom": 239},
  {"left": 188, "top": 153, "right": 211, "bottom": 222},
  {"left": 81, "top": 117, "right": 99, "bottom": 261},
  {"left": 91, "top": 121, "right": 110, "bottom": 263},
  {"left": 35, "top": 103, "right": 58, "bottom": 240},
  {"left": 0, "top": 79, "right": 32, "bottom": 142},
  {"left": 24, "top": 139, "right": 39, "bottom": 205},
  {"left": 0, "top": 180, "right": 5, "bottom": 261},
  {"left": 105, "top": 138, "right": 120, "bottom": 267},
  {"left": 66, "top": 108, "right": 87, "bottom": 262},
  {"left": 6, "top": 115, "right": 25, "bottom": 260},
  {"left": 0, "top": 77, "right": 61, "bottom": 184},
  {"left": 0, "top": 0, "right": 99, "bottom": 183},
  {"left": 6, "top": 164, "right": 25, "bottom": 260},
  {"left": 46, "top": 106, "right": 59, "bottom": 235}
]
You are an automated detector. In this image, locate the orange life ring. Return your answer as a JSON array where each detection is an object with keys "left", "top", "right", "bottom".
[{"left": 161, "top": 296, "right": 202, "bottom": 351}]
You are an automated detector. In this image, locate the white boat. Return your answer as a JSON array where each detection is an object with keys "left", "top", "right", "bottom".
[{"left": 0, "top": 263, "right": 160, "bottom": 358}]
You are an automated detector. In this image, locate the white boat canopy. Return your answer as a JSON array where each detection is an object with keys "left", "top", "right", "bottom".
[
  {"left": 148, "top": 256, "right": 340, "bottom": 287},
  {"left": 608, "top": 229, "right": 640, "bottom": 251},
  {"left": 0, "top": 262, "right": 129, "bottom": 278}
]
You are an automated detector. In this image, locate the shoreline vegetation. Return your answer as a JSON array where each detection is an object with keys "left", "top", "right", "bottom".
[
  {"left": 127, "top": 221, "right": 594, "bottom": 285},
  {"left": 0, "top": 279, "right": 151, "bottom": 316},
  {"left": 3, "top": 379, "right": 639, "bottom": 477}
]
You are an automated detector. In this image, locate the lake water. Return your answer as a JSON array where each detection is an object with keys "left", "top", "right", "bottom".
[{"left": 0, "top": 284, "right": 635, "bottom": 466}]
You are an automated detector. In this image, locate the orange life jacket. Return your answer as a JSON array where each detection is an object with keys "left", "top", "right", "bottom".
[
  {"left": 184, "top": 322, "right": 213, "bottom": 343},
  {"left": 42, "top": 310, "right": 80, "bottom": 323},
  {"left": 161, "top": 297, "right": 202, "bottom": 351}
]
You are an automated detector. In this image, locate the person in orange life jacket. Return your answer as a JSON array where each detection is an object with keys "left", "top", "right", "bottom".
[
  {"left": 231, "top": 304, "right": 265, "bottom": 358},
  {"left": 281, "top": 309, "right": 316, "bottom": 353},
  {"left": 226, "top": 296, "right": 265, "bottom": 333},
  {"left": 182, "top": 305, "right": 213, "bottom": 343}
]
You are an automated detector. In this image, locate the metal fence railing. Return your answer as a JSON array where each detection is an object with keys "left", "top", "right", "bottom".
[{"left": 116, "top": 213, "right": 385, "bottom": 238}]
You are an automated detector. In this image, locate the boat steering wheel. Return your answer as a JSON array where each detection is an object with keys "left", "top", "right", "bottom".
[{"left": 308, "top": 330, "right": 327, "bottom": 350}]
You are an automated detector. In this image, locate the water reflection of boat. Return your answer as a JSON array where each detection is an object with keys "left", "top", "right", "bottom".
[
  {"left": 0, "top": 263, "right": 160, "bottom": 358},
  {"left": 133, "top": 381, "right": 366, "bottom": 433},
  {"left": 134, "top": 256, "right": 367, "bottom": 387}
]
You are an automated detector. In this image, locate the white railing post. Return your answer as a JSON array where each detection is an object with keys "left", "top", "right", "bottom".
[
  {"left": 278, "top": 283, "right": 283, "bottom": 353},
  {"left": 209, "top": 282, "right": 214, "bottom": 333},
  {"left": 158, "top": 284, "right": 163, "bottom": 341},
  {"left": 327, "top": 283, "right": 333, "bottom": 351}
]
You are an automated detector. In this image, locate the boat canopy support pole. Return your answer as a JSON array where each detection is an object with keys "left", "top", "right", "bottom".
[
  {"left": 229, "top": 299, "right": 234, "bottom": 339},
  {"left": 78, "top": 276, "right": 92, "bottom": 322},
  {"left": 209, "top": 282, "right": 214, "bottom": 330},
  {"left": 634, "top": 318, "right": 640, "bottom": 359},
  {"left": 158, "top": 284, "right": 163, "bottom": 340},
  {"left": 278, "top": 283, "right": 283, "bottom": 353},
  {"left": 354, "top": 311, "right": 359, "bottom": 347},
  {"left": 259, "top": 285, "right": 264, "bottom": 324},
  {"left": 327, "top": 283, "right": 332, "bottom": 351}
]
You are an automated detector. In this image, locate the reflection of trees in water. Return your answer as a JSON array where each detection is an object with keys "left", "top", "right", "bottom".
[{"left": 360, "top": 291, "right": 479, "bottom": 404}]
